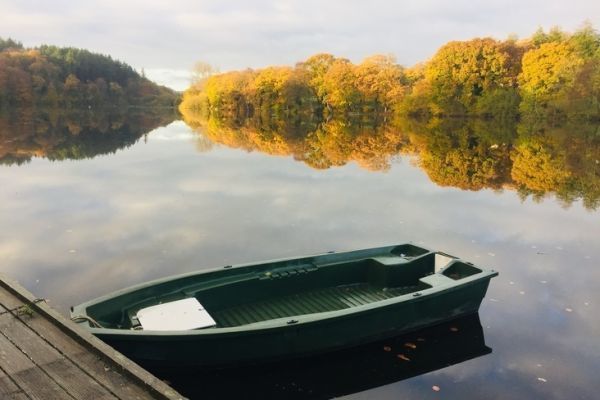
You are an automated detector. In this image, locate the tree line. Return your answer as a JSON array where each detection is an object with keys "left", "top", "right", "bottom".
[
  {"left": 180, "top": 24, "right": 600, "bottom": 121},
  {"left": 0, "top": 38, "right": 180, "bottom": 109}
]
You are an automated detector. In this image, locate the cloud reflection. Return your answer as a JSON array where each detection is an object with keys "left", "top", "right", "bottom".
[{"left": 0, "top": 119, "right": 598, "bottom": 399}]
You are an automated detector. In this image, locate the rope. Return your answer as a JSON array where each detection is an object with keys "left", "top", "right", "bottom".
[{"left": 70, "top": 314, "right": 104, "bottom": 328}]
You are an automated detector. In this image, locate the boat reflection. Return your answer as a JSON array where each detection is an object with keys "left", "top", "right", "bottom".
[{"left": 147, "top": 313, "right": 491, "bottom": 400}]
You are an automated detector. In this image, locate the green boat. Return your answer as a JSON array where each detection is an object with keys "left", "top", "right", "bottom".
[
  {"left": 148, "top": 313, "right": 491, "bottom": 399},
  {"left": 70, "top": 244, "right": 498, "bottom": 367}
]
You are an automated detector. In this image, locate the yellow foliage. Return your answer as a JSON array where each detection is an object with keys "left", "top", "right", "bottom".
[
  {"left": 178, "top": 25, "right": 599, "bottom": 119},
  {"left": 423, "top": 38, "right": 514, "bottom": 109},
  {"left": 511, "top": 138, "right": 571, "bottom": 192},
  {"left": 519, "top": 41, "right": 584, "bottom": 100}
]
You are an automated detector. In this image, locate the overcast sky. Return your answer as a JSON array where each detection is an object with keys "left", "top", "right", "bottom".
[{"left": 1, "top": 0, "right": 598, "bottom": 90}]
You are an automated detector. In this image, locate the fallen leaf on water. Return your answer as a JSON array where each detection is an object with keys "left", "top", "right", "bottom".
[
  {"left": 449, "top": 326, "right": 459, "bottom": 332},
  {"left": 397, "top": 354, "right": 411, "bottom": 361},
  {"left": 537, "top": 377, "right": 547, "bottom": 383},
  {"left": 404, "top": 342, "right": 417, "bottom": 349},
  {"left": 565, "top": 308, "right": 573, "bottom": 313},
  {"left": 383, "top": 346, "right": 392, "bottom": 352},
  {"left": 432, "top": 385, "right": 441, "bottom": 392}
]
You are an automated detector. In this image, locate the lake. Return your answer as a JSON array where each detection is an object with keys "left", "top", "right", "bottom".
[{"left": 1, "top": 109, "right": 599, "bottom": 399}]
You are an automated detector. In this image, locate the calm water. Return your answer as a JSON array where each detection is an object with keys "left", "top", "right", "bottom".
[{"left": 1, "top": 110, "right": 599, "bottom": 399}]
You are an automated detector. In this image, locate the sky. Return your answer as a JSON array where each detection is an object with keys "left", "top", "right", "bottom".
[{"left": 1, "top": 0, "right": 599, "bottom": 90}]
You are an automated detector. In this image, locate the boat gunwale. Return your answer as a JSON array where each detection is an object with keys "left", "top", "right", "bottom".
[
  {"left": 82, "top": 268, "right": 498, "bottom": 337},
  {"left": 71, "top": 243, "right": 426, "bottom": 315}
]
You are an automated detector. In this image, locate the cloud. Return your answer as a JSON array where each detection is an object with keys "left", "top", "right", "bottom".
[{"left": 2, "top": 0, "right": 598, "bottom": 90}]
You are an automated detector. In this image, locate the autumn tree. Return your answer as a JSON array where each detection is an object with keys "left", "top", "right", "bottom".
[
  {"left": 321, "top": 58, "right": 360, "bottom": 111},
  {"left": 0, "top": 39, "right": 179, "bottom": 109},
  {"left": 355, "top": 54, "right": 406, "bottom": 112},
  {"left": 179, "top": 24, "right": 599, "bottom": 120},
  {"left": 297, "top": 53, "right": 337, "bottom": 104},
  {"left": 422, "top": 38, "right": 519, "bottom": 115},
  {"left": 519, "top": 41, "right": 584, "bottom": 116}
]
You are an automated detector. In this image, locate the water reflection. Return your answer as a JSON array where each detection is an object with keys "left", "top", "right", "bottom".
[
  {"left": 0, "top": 107, "right": 177, "bottom": 165},
  {"left": 183, "top": 114, "right": 600, "bottom": 209},
  {"left": 147, "top": 313, "right": 490, "bottom": 400},
  {"left": 0, "top": 111, "right": 598, "bottom": 399}
]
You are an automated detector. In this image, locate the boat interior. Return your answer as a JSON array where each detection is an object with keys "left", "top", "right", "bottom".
[{"left": 84, "top": 244, "right": 484, "bottom": 330}]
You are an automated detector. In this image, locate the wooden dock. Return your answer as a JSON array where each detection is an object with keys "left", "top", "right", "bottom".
[{"left": 0, "top": 275, "right": 186, "bottom": 400}]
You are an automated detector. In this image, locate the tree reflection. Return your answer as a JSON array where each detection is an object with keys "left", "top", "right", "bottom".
[
  {"left": 183, "top": 112, "right": 600, "bottom": 210},
  {"left": 0, "top": 107, "right": 177, "bottom": 165}
]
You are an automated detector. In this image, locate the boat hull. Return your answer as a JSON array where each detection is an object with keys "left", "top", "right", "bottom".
[{"left": 93, "top": 277, "right": 493, "bottom": 367}]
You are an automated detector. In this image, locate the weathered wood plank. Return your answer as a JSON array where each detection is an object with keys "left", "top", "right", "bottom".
[
  {"left": 0, "top": 287, "right": 164, "bottom": 400},
  {"left": 0, "top": 365, "right": 29, "bottom": 400},
  {"left": 0, "top": 333, "right": 73, "bottom": 400},
  {"left": 0, "top": 312, "right": 117, "bottom": 400},
  {"left": 0, "top": 277, "right": 186, "bottom": 400}
]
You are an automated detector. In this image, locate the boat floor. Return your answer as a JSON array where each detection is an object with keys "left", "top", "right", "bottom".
[{"left": 211, "top": 283, "right": 424, "bottom": 328}]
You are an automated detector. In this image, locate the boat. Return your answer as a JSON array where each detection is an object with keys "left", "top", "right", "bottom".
[
  {"left": 147, "top": 313, "right": 492, "bottom": 399},
  {"left": 70, "top": 243, "right": 498, "bottom": 367}
]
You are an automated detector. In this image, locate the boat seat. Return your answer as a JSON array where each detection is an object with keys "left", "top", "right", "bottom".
[
  {"left": 137, "top": 298, "right": 217, "bottom": 331},
  {"left": 419, "top": 274, "right": 455, "bottom": 287}
]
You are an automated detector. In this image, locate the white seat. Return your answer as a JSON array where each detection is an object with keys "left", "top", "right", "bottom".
[{"left": 137, "top": 298, "right": 216, "bottom": 331}]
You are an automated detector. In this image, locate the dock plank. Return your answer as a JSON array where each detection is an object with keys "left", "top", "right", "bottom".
[
  {"left": 0, "top": 366, "right": 28, "bottom": 400},
  {"left": 0, "top": 311, "right": 117, "bottom": 400},
  {"left": 0, "top": 293, "right": 149, "bottom": 400},
  {"left": 0, "top": 333, "right": 74, "bottom": 400},
  {"left": 0, "top": 276, "right": 185, "bottom": 400}
]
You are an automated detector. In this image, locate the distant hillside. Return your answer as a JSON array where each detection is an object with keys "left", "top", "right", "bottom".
[{"left": 0, "top": 38, "right": 180, "bottom": 109}]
